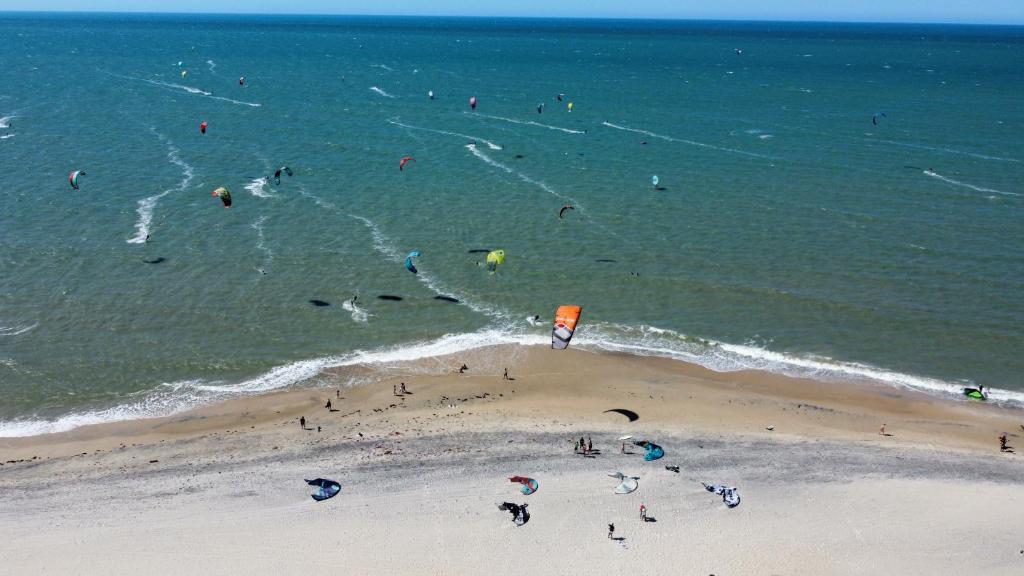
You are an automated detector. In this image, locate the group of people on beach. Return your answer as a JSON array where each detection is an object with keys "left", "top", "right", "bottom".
[{"left": 574, "top": 436, "right": 593, "bottom": 455}]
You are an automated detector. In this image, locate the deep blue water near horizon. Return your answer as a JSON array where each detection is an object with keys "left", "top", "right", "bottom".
[{"left": 1, "top": 13, "right": 1022, "bottom": 435}]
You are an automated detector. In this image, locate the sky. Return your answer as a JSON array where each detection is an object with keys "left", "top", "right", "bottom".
[{"left": 1, "top": 0, "right": 1023, "bottom": 25}]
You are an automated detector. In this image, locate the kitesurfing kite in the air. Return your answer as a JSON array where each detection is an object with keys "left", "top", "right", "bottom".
[
  {"left": 306, "top": 478, "right": 341, "bottom": 501},
  {"left": 399, "top": 156, "right": 416, "bottom": 171},
  {"left": 872, "top": 112, "right": 887, "bottom": 126},
  {"left": 552, "top": 305, "right": 582, "bottom": 350},
  {"left": 69, "top": 170, "right": 86, "bottom": 190},
  {"left": 486, "top": 249, "right": 505, "bottom": 273},
  {"left": 404, "top": 251, "right": 420, "bottom": 274},
  {"left": 273, "top": 166, "right": 292, "bottom": 185},
  {"left": 509, "top": 476, "right": 539, "bottom": 495},
  {"left": 211, "top": 186, "right": 232, "bottom": 208},
  {"left": 558, "top": 204, "right": 574, "bottom": 219}
]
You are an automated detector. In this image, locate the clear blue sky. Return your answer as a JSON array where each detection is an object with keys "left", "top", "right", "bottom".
[{"left": 2, "top": 0, "right": 1023, "bottom": 25}]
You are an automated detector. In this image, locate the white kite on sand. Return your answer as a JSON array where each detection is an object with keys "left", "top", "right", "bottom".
[{"left": 609, "top": 472, "right": 638, "bottom": 494}]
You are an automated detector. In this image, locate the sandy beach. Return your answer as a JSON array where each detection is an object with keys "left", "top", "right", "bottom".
[{"left": 2, "top": 346, "right": 1023, "bottom": 575}]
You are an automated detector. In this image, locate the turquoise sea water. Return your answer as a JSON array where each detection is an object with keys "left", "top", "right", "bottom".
[{"left": 1, "top": 14, "right": 1022, "bottom": 435}]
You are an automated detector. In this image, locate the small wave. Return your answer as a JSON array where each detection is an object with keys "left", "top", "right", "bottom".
[
  {"left": 370, "top": 64, "right": 394, "bottom": 72},
  {"left": 342, "top": 299, "right": 370, "bottom": 324},
  {"left": 469, "top": 112, "right": 585, "bottom": 134},
  {"left": 0, "top": 134, "right": 13, "bottom": 140},
  {"left": 924, "top": 170, "right": 1019, "bottom": 197},
  {"left": 370, "top": 86, "right": 395, "bottom": 98},
  {"left": 874, "top": 138, "right": 1018, "bottom": 163},
  {"left": 128, "top": 134, "right": 194, "bottom": 244},
  {"left": 244, "top": 176, "right": 273, "bottom": 198},
  {"left": 387, "top": 117, "right": 502, "bottom": 150},
  {"left": 465, "top": 144, "right": 576, "bottom": 205},
  {"left": 0, "top": 323, "right": 38, "bottom": 337},
  {"left": 603, "top": 121, "right": 769, "bottom": 159}
]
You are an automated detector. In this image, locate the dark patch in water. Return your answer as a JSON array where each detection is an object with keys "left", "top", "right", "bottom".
[
  {"left": 434, "top": 295, "right": 460, "bottom": 303},
  {"left": 467, "top": 249, "right": 491, "bottom": 254},
  {"left": 595, "top": 259, "right": 617, "bottom": 263},
  {"left": 377, "top": 295, "right": 403, "bottom": 301},
  {"left": 309, "top": 299, "right": 330, "bottom": 307},
  {"left": 514, "top": 154, "right": 524, "bottom": 159},
  {"left": 143, "top": 257, "right": 167, "bottom": 264},
  {"left": 654, "top": 186, "right": 667, "bottom": 191}
]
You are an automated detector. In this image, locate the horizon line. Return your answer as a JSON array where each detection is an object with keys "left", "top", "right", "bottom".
[{"left": 2, "top": 10, "right": 1023, "bottom": 27}]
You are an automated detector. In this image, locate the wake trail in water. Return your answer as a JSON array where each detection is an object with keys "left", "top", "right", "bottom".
[
  {"left": 602, "top": 121, "right": 769, "bottom": 159},
  {"left": 387, "top": 117, "right": 502, "bottom": 150},
  {"left": 370, "top": 64, "right": 394, "bottom": 72},
  {"left": 468, "top": 112, "right": 585, "bottom": 134},
  {"left": 923, "top": 170, "right": 1019, "bottom": 197},
  {"left": 128, "top": 133, "right": 194, "bottom": 244},
  {"left": 370, "top": 86, "right": 396, "bottom": 98},
  {"left": 0, "top": 323, "right": 38, "bottom": 337},
  {"left": 102, "top": 71, "right": 262, "bottom": 107},
  {"left": 0, "top": 115, "right": 13, "bottom": 129},
  {"left": 206, "top": 59, "right": 217, "bottom": 74},
  {"left": 874, "top": 138, "right": 1019, "bottom": 163},
  {"left": 464, "top": 144, "right": 578, "bottom": 207},
  {"left": 342, "top": 298, "right": 371, "bottom": 324},
  {"left": 245, "top": 177, "right": 273, "bottom": 198},
  {"left": 251, "top": 216, "right": 273, "bottom": 273}
]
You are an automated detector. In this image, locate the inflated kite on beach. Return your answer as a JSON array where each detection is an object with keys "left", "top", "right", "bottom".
[
  {"left": 305, "top": 478, "right": 341, "bottom": 501},
  {"left": 703, "top": 482, "right": 740, "bottom": 508},
  {"left": 509, "top": 476, "right": 539, "bottom": 495},
  {"left": 609, "top": 472, "right": 638, "bottom": 494},
  {"left": 634, "top": 440, "right": 664, "bottom": 461}
]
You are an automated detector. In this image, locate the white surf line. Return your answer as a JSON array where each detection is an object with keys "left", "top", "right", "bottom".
[
  {"left": 370, "top": 86, "right": 396, "bottom": 98},
  {"left": 387, "top": 117, "right": 502, "bottom": 150},
  {"left": 128, "top": 134, "right": 194, "bottom": 244},
  {"left": 923, "top": 170, "right": 1020, "bottom": 197},
  {"left": 464, "top": 143, "right": 579, "bottom": 206},
  {"left": 347, "top": 213, "right": 511, "bottom": 321},
  {"left": 602, "top": 121, "right": 770, "bottom": 159},
  {"left": 873, "top": 138, "right": 1019, "bottom": 163},
  {"left": 468, "top": 111, "right": 586, "bottom": 134}
]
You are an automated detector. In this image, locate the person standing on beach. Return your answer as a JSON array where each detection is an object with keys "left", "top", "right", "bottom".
[
  {"left": 299, "top": 416, "right": 306, "bottom": 429},
  {"left": 459, "top": 363, "right": 468, "bottom": 374},
  {"left": 587, "top": 436, "right": 593, "bottom": 453},
  {"left": 325, "top": 399, "right": 332, "bottom": 411},
  {"left": 574, "top": 439, "right": 580, "bottom": 453},
  {"left": 999, "top": 433, "right": 1009, "bottom": 452},
  {"left": 608, "top": 523, "right": 615, "bottom": 539},
  {"left": 503, "top": 368, "right": 509, "bottom": 380},
  {"left": 640, "top": 503, "right": 647, "bottom": 521},
  {"left": 400, "top": 383, "right": 408, "bottom": 395},
  {"left": 880, "top": 424, "right": 886, "bottom": 436},
  {"left": 336, "top": 389, "right": 340, "bottom": 399}
]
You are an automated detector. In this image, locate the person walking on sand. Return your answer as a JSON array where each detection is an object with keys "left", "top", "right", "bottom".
[
  {"left": 879, "top": 424, "right": 886, "bottom": 436},
  {"left": 336, "top": 389, "right": 340, "bottom": 399},
  {"left": 608, "top": 523, "right": 615, "bottom": 539},
  {"left": 640, "top": 503, "right": 647, "bottom": 521},
  {"left": 587, "top": 436, "right": 593, "bottom": 453},
  {"left": 999, "top": 433, "right": 1009, "bottom": 452},
  {"left": 393, "top": 384, "right": 398, "bottom": 397},
  {"left": 326, "top": 399, "right": 333, "bottom": 411},
  {"left": 400, "top": 383, "right": 408, "bottom": 395},
  {"left": 299, "top": 416, "right": 306, "bottom": 429},
  {"left": 503, "top": 368, "right": 509, "bottom": 380}
]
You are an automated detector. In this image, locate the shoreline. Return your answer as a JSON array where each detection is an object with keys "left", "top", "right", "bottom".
[
  {"left": 3, "top": 345, "right": 1020, "bottom": 459},
  {"left": 2, "top": 332, "right": 1023, "bottom": 440}
]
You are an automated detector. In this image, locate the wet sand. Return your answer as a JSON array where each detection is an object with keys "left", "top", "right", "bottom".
[{"left": 2, "top": 346, "right": 1022, "bottom": 575}]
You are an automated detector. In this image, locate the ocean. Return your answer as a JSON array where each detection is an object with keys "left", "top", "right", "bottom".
[{"left": 1, "top": 13, "right": 1022, "bottom": 436}]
